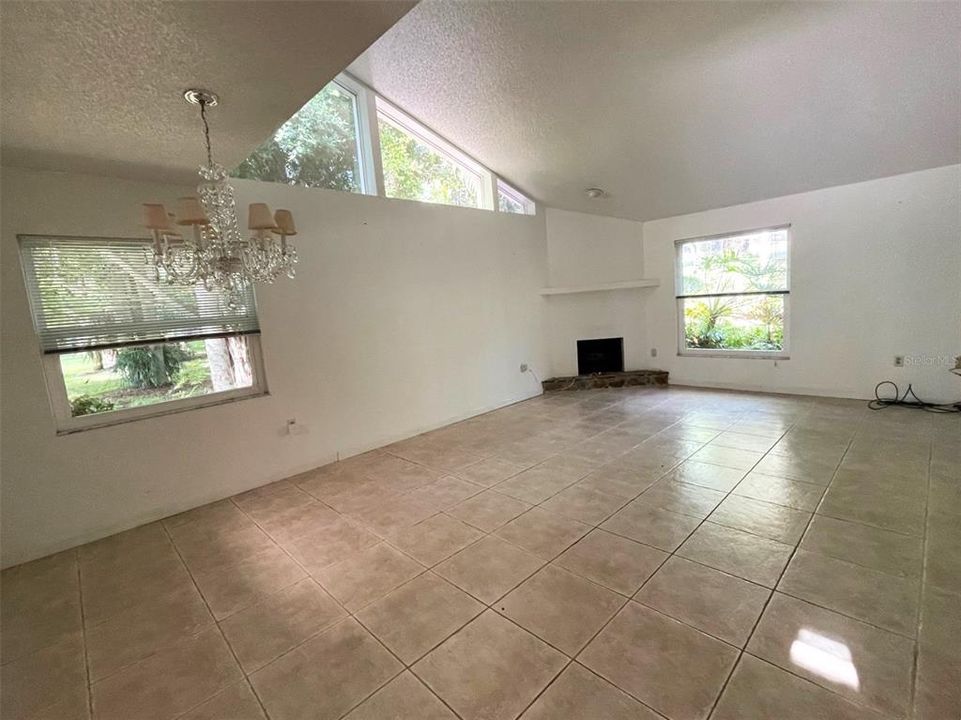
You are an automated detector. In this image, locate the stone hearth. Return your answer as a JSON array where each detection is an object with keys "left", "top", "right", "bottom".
[{"left": 542, "top": 369, "right": 668, "bottom": 391}]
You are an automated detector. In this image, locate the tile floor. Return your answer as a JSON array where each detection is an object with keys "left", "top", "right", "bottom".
[{"left": 2, "top": 386, "right": 959, "bottom": 720}]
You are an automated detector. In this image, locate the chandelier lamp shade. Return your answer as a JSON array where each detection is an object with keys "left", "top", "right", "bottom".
[{"left": 142, "top": 88, "right": 298, "bottom": 307}]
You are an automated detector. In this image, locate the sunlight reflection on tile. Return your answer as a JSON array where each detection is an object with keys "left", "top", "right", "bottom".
[{"left": 789, "top": 629, "right": 860, "bottom": 690}]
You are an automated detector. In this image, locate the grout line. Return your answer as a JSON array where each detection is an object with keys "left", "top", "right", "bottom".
[
  {"left": 704, "top": 413, "right": 875, "bottom": 719},
  {"left": 75, "top": 550, "right": 95, "bottom": 720},
  {"left": 909, "top": 431, "right": 934, "bottom": 719},
  {"left": 158, "top": 522, "right": 272, "bottom": 720}
]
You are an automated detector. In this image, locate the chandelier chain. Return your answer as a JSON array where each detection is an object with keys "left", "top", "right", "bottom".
[{"left": 199, "top": 100, "right": 213, "bottom": 168}]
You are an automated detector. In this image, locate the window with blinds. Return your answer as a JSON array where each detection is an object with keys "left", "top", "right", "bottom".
[
  {"left": 20, "top": 235, "right": 260, "bottom": 353},
  {"left": 18, "top": 235, "right": 266, "bottom": 431},
  {"left": 675, "top": 226, "right": 790, "bottom": 356}
]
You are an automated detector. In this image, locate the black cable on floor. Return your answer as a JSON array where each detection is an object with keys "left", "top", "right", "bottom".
[{"left": 868, "top": 380, "right": 961, "bottom": 413}]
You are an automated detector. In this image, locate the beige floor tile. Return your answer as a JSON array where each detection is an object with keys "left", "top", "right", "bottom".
[
  {"left": 818, "top": 484, "right": 925, "bottom": 536},
  {"left": 708, "top": 495, "right": 811, "bottom": 544},
  {"left": 2, "top": 550, "right": 78, "bottom": 612},
  {"left": 456, "top": 457, "right": 528, "bottom": 487},
  {"left": 575, "top": 464, "right": 661, "bottom": 499},
  {"left": 677, "top": 522, "right": 793, "bottom": 587},
  {"left": 924, "top": 513, "right": 961, "bottom": 594},
  {"left": 711, "top": 431, "right": 778, "bottom": 453},
  {"left": 171, "top": 520, "right": 276, "bottom": 573},
  {"left": 579, "top": 602, "right": 738, "bottom": 720},
  {"left": 91, "top": 627, "right": 242, "bottom": 720},
  {"left": 914, "top": 644, "right": 961, "bottom": 720},
  {"left": 81, "top": 548, "right": 196, "bottom": 625},
  {"left": 365, "top": 456, "right": 445, "bottom": 493},
  {"left": 753, "top": 453, "right": 837, "bottom": 485},
  {"left": 164, "top": 498, "right": 247, "bottom": 532},
  {"left": 413, "top": 611, "right": 567, "bottom": 720},
  {"left": 178, "top": 681, "right": 266, "bottom": 720},
  {"left": 689, "top": 445, "right": 763, "bottom": 471},
  {"left": 314, "top": 543, "right": 424, "bottom": 611},
  {"left": 539, "top": 485, "right": 626, "bottom": 525},
  {"left": 498, "top": 565, "right": 624, "bottom": 655},
  {"left": 555, "top": 529, "right": 667, "bottom": 596},
  {"left": 220, "top": 578, "right": 346, "bottom": 673},
  {"left": 919, "top": 584, "right": 961, "bottom": 661},
  {"left": 434, "top": 535, "right": 543, "bottom": 604},
  {"left": 355, "top": 572, "right": 484, "bottom": 664},
  {"left": 665, "top": 460, "right": 746, "bottom": 492},
  {"left": 801, "top": 515, "right": 923, "bottom": 579},
  {"left": 602, "top": 501, "right": 701, "bottom": 552},
  {"left": 324, "top": 479, "right": 402, "bottom": 516},
  {"left": 86, "top": 583, "right": 213, "bottom": 680},
  {"left": 233, "top": 482, "right": 315, "bottom": 521},
  {"left": 519, "top": 662, "right": 661, "bottom": 719},
  {"left": 348, "top": 493, "right": 439, "bottom": 537},
  {"left": 78, "top": 523, "right": 171, "bottom": 568},
  {"left": 407, "top": 477, "right": 483, "bottom": 510},
  {"left": 494, "top": 508, "right": 591, "bottom": 560},
  {"left": 634, "top": 556, "right": 770, "bottom": 647},
  {"left": 712, "top": 654, "right": 886, "bottom": 720},
  {"left": 494, "top": 465, "right": 580, "bottom": 504},
  {"left": 343, "top": 672, "right": 457, "bottom": 720},
  {"left": 191, "top": 544, "right": 307, "bottom": 620},
  {"left": 386, "top": 513, "right": 484, "bottom": 566},
  {"left": 447, "top": 490, "right": 531, "bottom": 532},
  {"left": 250, "top": 618, "right": 402, "bottom": 720},
  {"left": 747, "top": 593, "right": 914, "bottom": 718},
  {"left": 634, "top": 480, "right": 726, "bottom": 519},
  {"left": 0, "top": 632, "right": 87, "bottom": 720},
  {"left": 778, "top": 549, "right": 919, "bottom": 636},
  {"left": 733, "top": 471, "right": 826, "bottom": 511},
  {"left": 255, "top": 502, "right": 343, "bottom": 544},
  {"left": 282, "top": 517, "right": 380, "bottom": 574},
  {"left": 0, "top": 586, "right": 81, "bottom": 665}
]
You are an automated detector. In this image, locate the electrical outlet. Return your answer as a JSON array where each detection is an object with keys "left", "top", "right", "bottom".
[
  {"left": 650, "top": 348, "right": 658, "bottom": 358},
  {"left": 520, "top": 363, "right": 529, "bottom": 373},
  {"left": 894, "top": 356, "right": 904, "bottom": 367},
  {"left": 285, "top": 418, "right": 307, "bottom": 436}
]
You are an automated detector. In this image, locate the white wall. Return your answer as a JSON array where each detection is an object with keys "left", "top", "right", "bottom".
[
  {"left": 543, "top": 208, "right": 649, "bottom": 375},
  {"left": 0, "top": 167, "right": 548, "bottom": 567},
  {"left": 642, "top": 165, "right": 961, "bottom": 402}
]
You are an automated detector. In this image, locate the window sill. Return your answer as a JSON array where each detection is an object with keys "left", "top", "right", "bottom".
[
  {"left": 677, "top": 351, "right": 790, "bottom": 360},
  {"left": 55, "top": 388, "right": 268, "bottom": 435}
]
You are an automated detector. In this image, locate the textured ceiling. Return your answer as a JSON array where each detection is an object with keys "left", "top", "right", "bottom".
[
  {"left": 0, "top": 0, "right": 414, "bottom": 183},
  {"left": 350, "top": 1, "right": 961, "bottom": 221}
]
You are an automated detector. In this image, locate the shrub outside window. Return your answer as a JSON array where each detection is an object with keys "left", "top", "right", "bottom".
[{"left": 675, "top": 227, "right": 790, "bottom": 357}]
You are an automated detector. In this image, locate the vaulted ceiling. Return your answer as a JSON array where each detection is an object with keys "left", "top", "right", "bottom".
[
  {"left": 0, "top": 0, "right": 414, "bottom": 183},
  {"left": 2, "top": 1, "right": 958, "bottom": 222},
  {"left": 349, "top": 1, "right": 961, "bottom": 220}
]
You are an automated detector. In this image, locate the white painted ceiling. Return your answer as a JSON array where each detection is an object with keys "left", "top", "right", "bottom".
[
  {"left": 0, "top": 0, "right": 414, "bottom": 183},
  {"left": 349, "top": 1, "right": 961, "bottom": 221}
]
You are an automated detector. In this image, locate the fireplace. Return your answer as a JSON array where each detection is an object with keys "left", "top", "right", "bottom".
[{"left": 577, "top": 337, "right": 624, "bottom": 375}]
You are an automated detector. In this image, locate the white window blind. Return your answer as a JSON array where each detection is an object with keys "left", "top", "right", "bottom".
[{"left": 19, "top": 235, "right": 260, "bottom": 353}]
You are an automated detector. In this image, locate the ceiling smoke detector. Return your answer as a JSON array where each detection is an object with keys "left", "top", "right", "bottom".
[{"left": 585, "top": 187, "right": 605, "bottom": 199}]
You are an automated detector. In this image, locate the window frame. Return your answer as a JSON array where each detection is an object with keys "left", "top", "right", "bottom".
[
  {"left": 497, "top": 180, "right": 536, "bottom": 215},
  {"left": 375, "top": 95, "right": 496, "bottom": 211},
  {"left": 18, "top": 234, "right": 270, "bottom": 434},
  {"left": 43, "top": 335, "right": 269, "bottom": 434},
  {"left": 332, "top": 73, "right": 380, "bottom": 196},
  {"left": 674, "top": 225, "right": 791, "bottom": 360}
]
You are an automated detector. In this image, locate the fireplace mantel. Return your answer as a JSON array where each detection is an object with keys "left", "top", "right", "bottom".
[{"left": 538, "top": 278, "right": 659, "bottom": 296}]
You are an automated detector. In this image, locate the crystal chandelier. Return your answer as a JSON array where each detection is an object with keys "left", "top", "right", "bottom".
[{"left": 142, "top": 89, "right": 298, "bottom": 306}]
